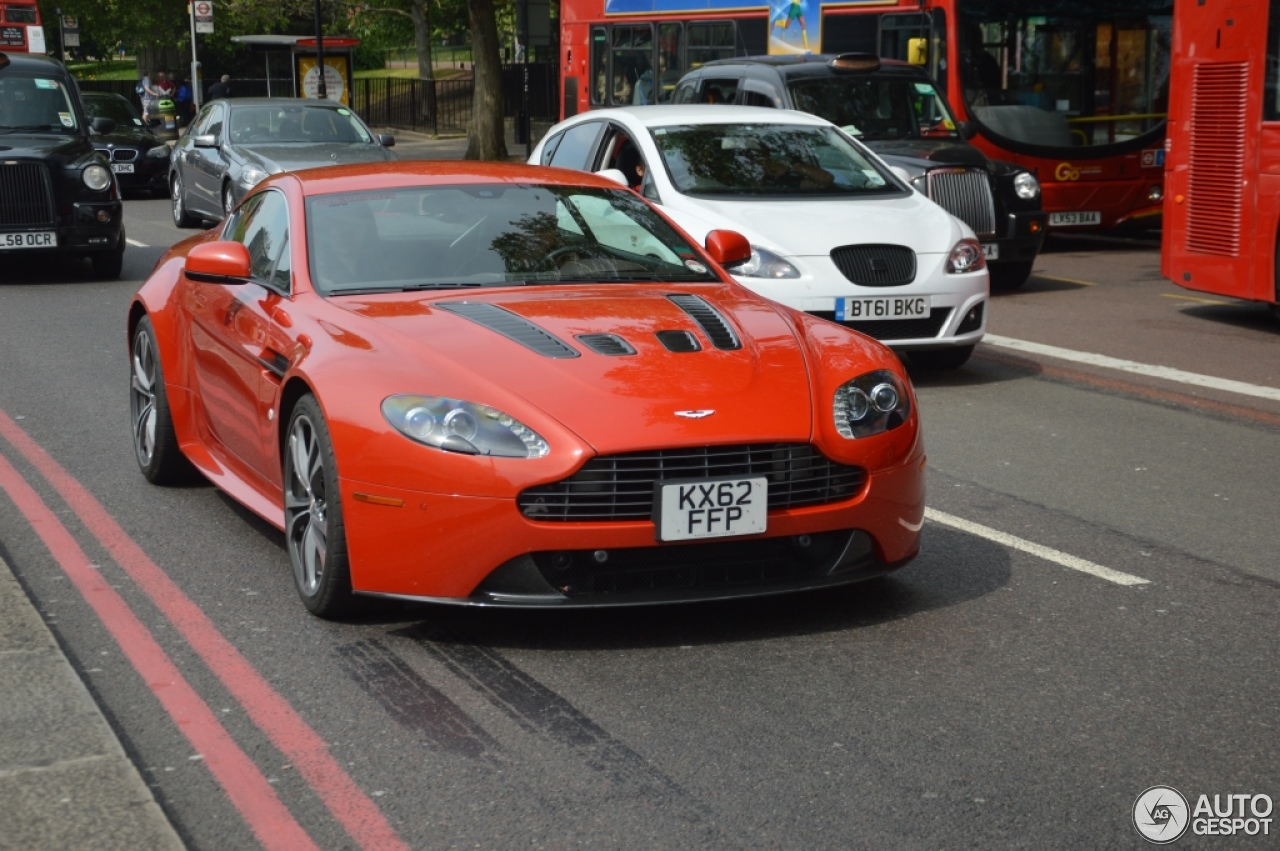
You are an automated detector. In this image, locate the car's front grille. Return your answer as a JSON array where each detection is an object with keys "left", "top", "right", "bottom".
[
  {"left": 0, "top": 161, "right": 55, "bottom": 228},
  {"left": 519, "top": 444, "right": 867, "bottom": 521},
  {"left": 814, "top": 308, "right": 952, "bottom": 341},
  {"left": 926, "top": 168, "right": 996, "bottom": 238},
  {"left": 112, "top": 149, "right": 139, "bottom": 162},
  {"left": 830, "top": 244, "right": 916, "bottom": 286}
]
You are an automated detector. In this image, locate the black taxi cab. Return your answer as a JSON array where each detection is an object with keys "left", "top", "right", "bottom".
[
  {"left": 674, "top": 54, "right": 1046, "bottom": 290},
  {"left": 0, "top": 52, "right": 125, "bottom": 278}
]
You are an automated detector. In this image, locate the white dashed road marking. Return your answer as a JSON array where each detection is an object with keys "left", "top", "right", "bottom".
[
  {"left": 126, "top": 239, "right": 148, "bottom": 248},
  {"left": 925, "top": 508, "right": 1150, "bottom": 586}
]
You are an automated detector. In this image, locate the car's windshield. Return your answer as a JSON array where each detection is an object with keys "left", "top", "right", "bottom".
[
  {"left": 228, "top": 104, "right": 373, "bottom": 145},
  {"left": 305, "top": 183, "right": 720, "bottom": 295},
  {"left": 787, "top": 75, "right": 962, "bottom": 142},
  {"left": 651, "top": 123, "right": 894, "bottom": 196},
  {"left": 0, "top": 75, "right": 80, "bottom": 134},
  {"left": 84, "top": 95, "right": 144, "bottom": 128}
]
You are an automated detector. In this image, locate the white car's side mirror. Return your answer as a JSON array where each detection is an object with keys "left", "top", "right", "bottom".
[{"left": 593, "top": 168, "right": 629, "bottom": 186}]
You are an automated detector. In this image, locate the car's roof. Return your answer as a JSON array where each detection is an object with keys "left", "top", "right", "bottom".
[
  {"left": 700, "top": 54, "right": 930, "bottom": 79},
  {"left": 280, "top": 160, "right": 630, "bottom": 197},
  {"left": 568, "top": 105, "right": 835, "bottom": 128},
  {"left": 218, "top": 97, "right": 353, "bottom": 110},
  {"left": 0, "top": 52, "right": 71, "bottom": 74}
]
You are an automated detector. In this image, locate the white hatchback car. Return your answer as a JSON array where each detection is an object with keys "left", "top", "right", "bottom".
[{"left": 530, "top": 106, "right": 989, "bottom": 369}]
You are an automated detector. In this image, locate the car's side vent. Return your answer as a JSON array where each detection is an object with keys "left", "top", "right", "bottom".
[
  {"left": 576, "top": 333, "right": 636, "bottom": 356},
  {"left": 655, "top": 330, "right": 701, "bottom": 352},
  {"left": 437, "top": 302, "right": 579, "bottom": 359},
  {"left": 667, "top": 294, "right": 741, "bottom": 350}
]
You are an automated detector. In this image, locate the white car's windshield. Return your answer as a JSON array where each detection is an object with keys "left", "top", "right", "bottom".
[
  {"left": 306, "top": 183, "right": 720, "bottom": 295},
  {"left": 0, "top": 75, "right": 80, "bottom": 135},
  {"left": 651, "top": 123, "right": 895, "bottom": 196}
]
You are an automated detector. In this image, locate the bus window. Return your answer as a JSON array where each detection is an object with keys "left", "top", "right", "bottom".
[
  {"left": 611, "top": 24, "right": 653, "bottom": 105},
  {"left": 656, "top": 22, "right": 684, "bottom": 103},
  {"left": 5, "top": 6, "right": 38, "bottom": 22},
  {"left": 590, "top": 27, "right": 608, "bottom": 106},
  {"left": 688, "top": 22, "right": 736, "bottom": 70}
]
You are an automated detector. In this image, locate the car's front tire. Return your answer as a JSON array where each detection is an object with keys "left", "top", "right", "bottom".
[
  {"left": 284, "top": 395, "right": 355, "bottom": 618},
  {"left": 130, "top": 316, "right": 196, "bottom": 484},
  {"left": 990, "top": 260, "right": 1034, "bottom": 292},
  {"left": 909, "top": 345, "right": 975, "bottom": 371},
  {"left": 91, "top": 232, "right": 125, "bottom": 280},
  {"left": 171, "top": 173, "right": 196, "bottom": 228}
]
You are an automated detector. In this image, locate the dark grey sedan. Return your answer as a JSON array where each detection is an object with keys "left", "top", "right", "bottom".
[{"left": 169, "top": 98, "right": 396, "bottom": 227}]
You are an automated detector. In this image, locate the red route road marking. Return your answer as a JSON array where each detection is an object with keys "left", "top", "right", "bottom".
[
  {"left": 0, "top": 451, "right": 319, "bottom": 851},
  {"left": 0, "top": 410, "right": 409, "bottom": 851}
]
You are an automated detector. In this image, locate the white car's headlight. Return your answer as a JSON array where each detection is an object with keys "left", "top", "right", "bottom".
[
  {"left": 833, "top": 370, "right": 911, "bottom": 439},
  {"left": 82, "top": 163, "right": 112, "bottom": 191},
  {"left": 238, "top": 165, "right": 271, "bottom": 188},
  {"left": 1013, "top": 171, "right": 1040, "bottom": 200},
  {"left": 382, "top": 395, "right": 549, "bottom": 458},
  {"left": 728, "top": 246, "right": 800, "bottom": 279},
  {"left": 146, "top": 144, "right": 170, "bottom": 159},
  {"left": 945, "top": 238, "right": 986, "bottom": 274}
]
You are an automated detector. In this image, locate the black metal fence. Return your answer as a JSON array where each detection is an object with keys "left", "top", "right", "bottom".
[{"left": 77, "top": 64, "right": 559, "bottom": 136}]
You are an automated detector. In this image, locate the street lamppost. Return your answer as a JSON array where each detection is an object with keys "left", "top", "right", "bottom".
[{"left": 314, "top": 0, "right": 326, "bottom": 99}]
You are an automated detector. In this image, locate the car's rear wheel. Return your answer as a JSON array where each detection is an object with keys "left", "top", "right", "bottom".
[
  {"left": 130, "top": 316, "right": 195, "bottom": 484},
  {"left": 284, "top": 395, "right": 354, "bottom": 618},
  {"left": 91, "top": 231, "right": 125, "bottom": 280},
  {"left": 989, "top": 260, "right": 1034, "bottom": 292},
  {"left": 909, "top": 345, "right": 975, "bottom": 371},
  {"left": 171, "top": 173, "right": 196, "bottom": 228}
]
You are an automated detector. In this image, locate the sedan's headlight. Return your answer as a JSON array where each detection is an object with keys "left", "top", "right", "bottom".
[
  {"left": 382, "top": 395, "right": 549, "bottom": 458},
  {"left": 238, "top": 165, "right": 271, "bottom": 188},
  {"left": 82, "top": 163, "right": 112, "bottom": 191},
  {"left": 1013, "top": 171, "right": 1040, "bottom": 200},
  {"left": 146, "top": 144, "right": 170, "bottom": 159},
  {"left": 727, "top": 246, "right": 800, "bottom": 279},
  {"left": 833, "top": 370, "right": 912, "bottom": 439},
  {"left": 945, "top": 238, "right": 986, "bottom": 274}
]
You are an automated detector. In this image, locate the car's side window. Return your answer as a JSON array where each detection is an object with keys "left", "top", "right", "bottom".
[
  {"left": 672, "top": 82, "right": 698, "bottom": 104},
  {"left": 204, "top": 104, "right": 225, "bottom": 142},
  {"left": 539, "top": 130, "right": 564, "bottom": 166},
  {"left": 189, "top": 104, "right": 214, "bottom": 136},
  {"left": 225, "top": 190, "right": 290, "bottom": 290},
  {"left": 698, "top": 77, "right": 740, "bottom": 105},
  {"left": 548, "top": 121, "right": 603, "bottom": 171}
]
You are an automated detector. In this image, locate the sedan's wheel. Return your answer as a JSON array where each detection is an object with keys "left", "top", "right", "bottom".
[
  {"left": 989, "top": 260, "right": 1034, "bottom": 292},
  {"left": 284, "top": 395, "right": 354, "bottom": 618},
  {"left": 909, "top": 345, "right": 975, "bottom": 371},
  {"left": 171, "top": 174, "right": 196, "bottom": 228},
  {"left": 91, "top": 231, "right": 125, "bottom": 280},
  {"left": 222, "top": 183, "right": 235, "bottom": 216},
  {"left": 130, "top": 316, "right": 195, "bottom": 484}
]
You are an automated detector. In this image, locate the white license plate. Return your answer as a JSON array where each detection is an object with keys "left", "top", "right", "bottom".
[
  {"left": 656, "top": 476, "right": 767, "bottom": 542},
  {"left": 1048, "top": 211, "right": 1101, "bottom": 226},
  {"left": 1, "top": 231, "right": 56, "bottom": 249},
  {"left": 111, "top": 163, "right": 134, "bottom": 173},
  {"left": 835, "top": 295, "right": 930, "bottom": 322},
  {"left": 981, "top": 243, "right": 999, "bottom": 260}
]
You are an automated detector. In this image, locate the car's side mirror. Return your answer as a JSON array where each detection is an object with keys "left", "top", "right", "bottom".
[
  {"left": 185, "top": 241, "right": 251, "bottom": 284},
  {"left": 192, "top": 134, "right": 217, "bottom": 148},
  {"left": 593, "top": 168, "right": 628, "bottom": 186},
  {"left": 704, "top": 229, "right": 752, "bottom": 267},
  {"left": 377, "top": 134, "right": 395, "bottom": 147},
  {"left": 90, "top": 116, "right": 116, "bottom": 135}
]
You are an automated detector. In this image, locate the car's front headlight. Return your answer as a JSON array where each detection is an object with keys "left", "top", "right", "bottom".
[
  {"left": 146, "top": 144, "right": 170, "bottom": 159},
  {"left": 834, "top": 370, "right": 911, "bottom": 439},
  {"left": 1013, "top": 171, "right": 1040, "bottom": 200},
  {"left": 945, "top": 238, "right": 986, "bottom": 274},
  {"left": 727, "top": 246, "right": 800, "bottom": 279},
  {"left": 238, "top": 165, "right": 271, "bottom": 188},
  {"left": 82, "top": 163, "right": 112, "bottom": 191},
  {"left": 382, "top": 395, "right": 549, "bottom": 458}
]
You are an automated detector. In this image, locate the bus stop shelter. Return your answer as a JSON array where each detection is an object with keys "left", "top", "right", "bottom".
[{"left": 229, "top": 34, "right": 359, "bottom": 106}]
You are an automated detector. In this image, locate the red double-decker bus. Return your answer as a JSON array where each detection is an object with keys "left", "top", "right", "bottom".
[
  {"left": 0, "top": 1, "right": 45, "bottom": 54},
  {"left": 1162, "top": 0, "right": 1280, "bottom": 313},
  {"left": 560, "top": 0, "right": 1171, "bottom": 232}
]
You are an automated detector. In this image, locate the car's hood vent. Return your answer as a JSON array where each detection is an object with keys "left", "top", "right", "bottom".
[
  {"left": 437, "top": 302, "right": 579, "bottom": 358},
  {"left": 667, "top": 294, "right": 741, "bottom": 350},
  {"left": 655, "top": 330, "right": 701, "bottom": 352},
  {"left": 575, "top": 333, "right": 636, "bottom": 356}
]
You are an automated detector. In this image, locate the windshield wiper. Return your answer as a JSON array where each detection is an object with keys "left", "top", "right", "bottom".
[{"left": 0, "top": 125, "right": 63, "bottom": 134}]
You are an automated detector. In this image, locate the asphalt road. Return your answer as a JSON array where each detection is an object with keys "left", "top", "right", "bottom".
[{"left": 1, "top": 204, "right": 1277, "bottom": 849}]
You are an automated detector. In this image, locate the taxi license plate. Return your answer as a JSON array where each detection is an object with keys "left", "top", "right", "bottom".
[
  {"left": 655, "top": 476, "right": 767, "bottom": 542},
  {"left": 111, "top": 163, "right": 135, "bottom": 173},
  {"left": 835, "top": 295, "right": 930, "bottom": 322},
  {"left": 1, "top": 231, "right": 56, "bottom": 250},
  {"left": 1048, "top": 211, "right": 1101, "bottom": 226},
  {"left": 981, "top": 243, "right": 999, "bottom": 260}
]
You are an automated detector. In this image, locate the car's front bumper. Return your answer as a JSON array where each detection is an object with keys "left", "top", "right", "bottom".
[
  {"left": 0, "top": 201, "right": 124, "bottom": 256},
  {"left": 986, "top": 210, "right": 1047, "bottom": 268}
]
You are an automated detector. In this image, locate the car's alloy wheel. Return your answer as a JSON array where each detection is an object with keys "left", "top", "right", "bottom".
[
  {"left": 284, "top": 396, "right": 354, "bottom": 618},
  {"left": 130, "top": 316, "right": 194, "bottom": 484},
  {"left": 171, "top": 174, "right": 196, "bottom": 228}
]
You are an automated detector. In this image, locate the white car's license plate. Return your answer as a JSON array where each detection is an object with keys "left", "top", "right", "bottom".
[
  {"left": 656, "top": 476, "right": 768, "bottom": 542},
  {"left": 111, "top": 163, "right": 135, "bottom": 173},
  {"left": 835, "top": 295, "right": 931, "bottom": 322},
  {"left": 1, "top": 231, "right": 56, "bottom": 249},
  {"left": 1049, "top": 211, "right": 1101, "bottom": 226},
  {"left": 981, "top": 243, "right": 999, "bottom": 260}
]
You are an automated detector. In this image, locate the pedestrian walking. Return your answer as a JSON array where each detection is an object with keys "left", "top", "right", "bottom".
[{"left": 137, "top": 70, "right": 160, "bottom": 124}]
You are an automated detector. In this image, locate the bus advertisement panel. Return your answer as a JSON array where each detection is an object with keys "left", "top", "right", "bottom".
[
  {"left": 561, "top": 0, "right": 1171, "bottom": 232},
  {"left": 1162, "top": 0, "right": 1280, "bottom": 311},
  {"left": 0, "top": 2, "right": 45, "bottom": 54}
]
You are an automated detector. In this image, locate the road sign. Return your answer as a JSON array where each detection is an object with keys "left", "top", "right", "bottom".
[{"left": 194, "top": 0, "right": 213, "bottom": 33}]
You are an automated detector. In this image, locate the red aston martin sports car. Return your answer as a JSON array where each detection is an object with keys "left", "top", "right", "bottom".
[{"left": 128, "top": 161, "right": 925, "bottom": 618}]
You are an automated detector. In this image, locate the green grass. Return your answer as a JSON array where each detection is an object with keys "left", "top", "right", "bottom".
[
  {"left": 354, "top": 67, "right": 466, "bottom": 80},
  {"left": 66, "top": 59, "right": 137, "bottom": 81}
]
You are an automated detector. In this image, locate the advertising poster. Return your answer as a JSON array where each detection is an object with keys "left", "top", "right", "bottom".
[
  {"left": 295, "top": 55, "right": 350, "bottom": 106},
  {"left": 768, "top": 0, "right": 821, "bottom": 55}
]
